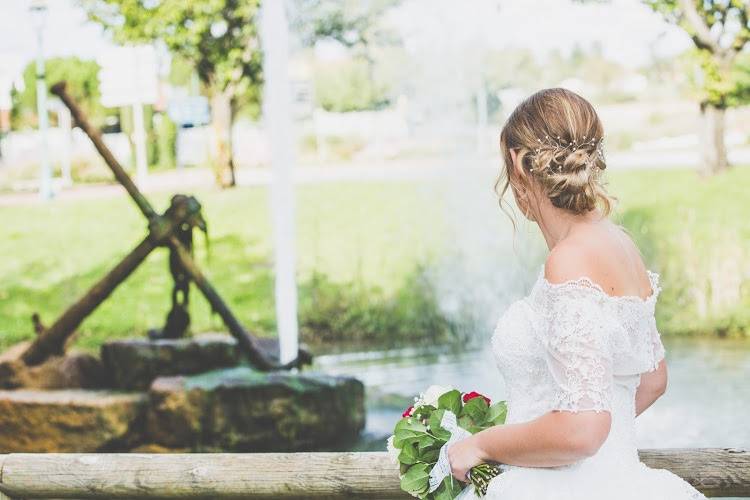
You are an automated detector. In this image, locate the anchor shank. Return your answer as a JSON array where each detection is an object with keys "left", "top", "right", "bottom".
[
  {"left": 21, "top": 236, "right": 157, "bottom": 366},
  {"left": 50, "top": 81, "right": 157, "bottom": 220}
]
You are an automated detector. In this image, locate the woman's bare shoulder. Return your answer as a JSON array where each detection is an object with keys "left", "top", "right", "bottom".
[{"left": 545, "top": 222, "right": 651, "bottom": 298}]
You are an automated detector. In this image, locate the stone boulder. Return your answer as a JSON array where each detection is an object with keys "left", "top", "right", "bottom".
[
  {"left": 0, "top": 342, "right": 109, "bottom": 390},
  {"left": 101, "top": 333, "right": 240, "bottom": 390},
  {"left": 0, "top": 389, "right": 147, "bottom": 452},
  {"left": 146, "top": 366, "right": 365, "bottom": 452}
]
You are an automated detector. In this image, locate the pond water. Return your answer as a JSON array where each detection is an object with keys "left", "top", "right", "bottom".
[{"left": 313, "top": 335, "right": 750, "bottom": 492}]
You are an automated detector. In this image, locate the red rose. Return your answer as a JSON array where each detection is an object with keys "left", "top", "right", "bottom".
[
  {"left": 402, "top": 405, "right": 414, "bottom": 418},
  {"left": 463, "top": 391, "right": 491, "bottom": 406}
]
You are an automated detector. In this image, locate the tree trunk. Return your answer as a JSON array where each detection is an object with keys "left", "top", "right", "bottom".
[
  {"left": 698, "top": 102, "right": 729, "bottom": 176},
  {"left": 209, "top": 90, "right": 236, "bottom": 188}
]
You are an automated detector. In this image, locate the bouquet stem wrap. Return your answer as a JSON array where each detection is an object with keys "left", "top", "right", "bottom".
[{"left": 428, "top": 410, "right": 479, "bottom": 499}]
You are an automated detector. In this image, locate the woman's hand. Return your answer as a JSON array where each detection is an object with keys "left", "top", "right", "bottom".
[{"left": 447, "top": 435, "right": 485, "bottom": 483}]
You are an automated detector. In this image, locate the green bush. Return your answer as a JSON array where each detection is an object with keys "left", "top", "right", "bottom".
[{"left": 298, "top": 265, "right": 458, "bottom": 348}]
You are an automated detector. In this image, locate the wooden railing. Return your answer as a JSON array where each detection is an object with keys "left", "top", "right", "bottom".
[{"left": 0, "top": 449, "right": 748, "bottom": 498}]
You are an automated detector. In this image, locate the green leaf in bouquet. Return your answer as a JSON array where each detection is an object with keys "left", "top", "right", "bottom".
[
  {"left": 417, "top": 446, "right": 440, "bottom": 463},
  {"left": 396, "top": 434, "right": 422, "bottom": 451},
  {"left": 400, "top": 462, "right": 430, "bottom": 497},
  {"left": 427, "top": 409, "right": 452, "bottom": 441},
  {"left": 437, "top": 390, "right": 462, "bottom": 415},
  {"left": 463, "top": 396, "right": 489, "bottom": 423},
  {"left": 400, "top": 461, "right": 410, "bottom": 475},
  {"left": 393, "top": 417, "right": 429, "bottom": 447},
  {"left": 396, "top": 417, "right": 429, "bottom": 434},
  {"left": 458, "top": 415, "right": 474, "bottom": 431},
  {"left": 413, "top": 404, "right": 437, "bottom": 418},
  {"left": 486, "top": 401, "right": 508, "bottom": 425},
  {"left": 417, "top": 434, "right": 439, "bottom": 453},
  {"left": 398, "top": 430, "right": 434, "bottom": 452},
  {"left": 398, "top": 441, "right": 420, "bottom": 465}
]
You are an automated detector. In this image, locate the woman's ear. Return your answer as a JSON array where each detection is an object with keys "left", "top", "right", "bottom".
[{"left": 510, "top": 149, "right": 526, "bottom": 179}]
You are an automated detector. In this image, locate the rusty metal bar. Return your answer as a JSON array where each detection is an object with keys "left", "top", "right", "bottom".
[
  {"left": 50, "top": 82, "right": 156, "bottom": 220},
  {"left": 21, "top": 236, "right": 156, "bottom": 366}
]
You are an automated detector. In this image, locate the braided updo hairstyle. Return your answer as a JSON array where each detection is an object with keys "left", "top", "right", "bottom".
[{"left": 496, "top": 88, "right": 615, "bottom": 220}]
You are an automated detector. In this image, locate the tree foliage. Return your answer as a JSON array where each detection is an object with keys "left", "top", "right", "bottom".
[
  {"left": 291, "top": 0, "right": 401, "bottom": 52},
  {"left": 81, "top": 0, "right": 262, "bottom": 110},
  {"left": 644, "top": 0, "right": 750, "bottom": 107},
  {"left": 81, "top": 0, "right": 264, "bottom": 187},
  {"left": 11, "top": 57, "right": 108, "bottom": 129},
  {"left": 290, "top": 0, "right": 401, "bottom": 112}
]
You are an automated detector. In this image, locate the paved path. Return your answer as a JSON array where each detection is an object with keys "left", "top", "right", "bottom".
[{"left": 1, "top": 147, "right": 748, "bottom": 207}]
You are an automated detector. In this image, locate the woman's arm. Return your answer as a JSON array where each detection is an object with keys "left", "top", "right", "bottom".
[
  {"left": 635, "top": 358, "right": 667, "bottom": 417},
  {"left": 447, "top": 409, "right": 611, "bottom": 481}
]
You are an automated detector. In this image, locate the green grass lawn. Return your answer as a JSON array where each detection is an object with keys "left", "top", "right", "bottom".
[
  {"left": 1, "top": 166, "right": 748, "bottom": 353},
  {"left": 0, "top": 182, "right": 449, "bottom": 351},
  {"left": 610, "top": 167, "right": 750, "bottom": 337}
]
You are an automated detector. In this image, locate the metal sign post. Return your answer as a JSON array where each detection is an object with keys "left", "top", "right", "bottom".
[{"left": 30, "top": 0, "right": 52, "bottom": 200}]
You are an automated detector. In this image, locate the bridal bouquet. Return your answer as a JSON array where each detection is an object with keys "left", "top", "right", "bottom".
[{"left": 387, "top": 385, "right": 508, "bottom": 499}]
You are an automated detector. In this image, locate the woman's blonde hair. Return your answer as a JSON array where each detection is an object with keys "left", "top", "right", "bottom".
[{"left": 496, "top": 88, "right": 616, "bottom": 223}]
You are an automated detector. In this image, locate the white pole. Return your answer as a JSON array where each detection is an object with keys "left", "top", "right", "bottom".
[
  {"left": 261, "top": 0, "right": 299, "bottom": 365},
  {"left": 59, "top": 104, "right": 72, "bottom": 185},
  {"left": 132, "top": 102, "right": 148, "bottom": 186},
  {"left": 32, "top": 2, "right": 52, "bottom": 200}
]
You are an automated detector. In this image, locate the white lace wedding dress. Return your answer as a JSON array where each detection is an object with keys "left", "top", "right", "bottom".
[{"left": 468, "top": 264, "right": 707, "bottom": 499}]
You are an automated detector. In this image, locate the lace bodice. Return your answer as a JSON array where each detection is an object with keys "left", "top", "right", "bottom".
[{"left": 490, "top": 264, "right": 666, "bottom": 471}]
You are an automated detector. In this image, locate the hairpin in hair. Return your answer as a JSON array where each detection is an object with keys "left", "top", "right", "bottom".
[{"left": 531, "top": 134, "right": 606, "bottom": 175}]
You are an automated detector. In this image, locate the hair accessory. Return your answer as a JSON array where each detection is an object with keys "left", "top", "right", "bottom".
[{"left": 531, "top": 134, "right": 606, "bottom": 176}]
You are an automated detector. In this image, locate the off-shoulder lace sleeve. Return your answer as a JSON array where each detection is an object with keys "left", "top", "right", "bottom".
[
  {"left": 644, "top": 271, "right": 665, "bottom": 372},
  {"left": 540, "top": 283, "right": 615, "bottom": 414}
]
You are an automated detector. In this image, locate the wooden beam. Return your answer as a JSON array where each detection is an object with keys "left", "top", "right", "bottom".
[
  {"left": 639, "top": 447, "right": 750, "bottom": 498},
  {"left": 0, "top": 450, "right": 747, "bottom": 498},
  {"left": 0, "top": 454, "right": 13, "bottom": 500}
]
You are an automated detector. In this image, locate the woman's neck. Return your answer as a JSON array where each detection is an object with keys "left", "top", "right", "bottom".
[{"left": 537, "top": 206, "right": 605, "bottom": 250}]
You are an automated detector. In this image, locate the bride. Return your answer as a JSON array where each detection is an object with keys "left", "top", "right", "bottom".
[{"left": 446, "top": 88, "right": 707, "bottom": 499}]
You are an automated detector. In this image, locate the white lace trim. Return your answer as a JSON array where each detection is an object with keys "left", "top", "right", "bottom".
[{"left": 535, "top": 264, "right": 662, "bottom": 305}]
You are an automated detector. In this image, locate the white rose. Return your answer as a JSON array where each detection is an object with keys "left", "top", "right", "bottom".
[
  {"left": 386, "top": 435, "right": 400, "bottom": 465},
  {"left": 419, "top": 384, "right": 452, "bottom": 408}
]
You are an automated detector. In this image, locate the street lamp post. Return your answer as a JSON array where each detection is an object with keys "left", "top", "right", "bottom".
[{"left": 30, "top": 0, "right": 53, "bottom": 200}]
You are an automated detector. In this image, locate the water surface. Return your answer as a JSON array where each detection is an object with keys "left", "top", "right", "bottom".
[{"left": 313, "top": 336, "right": 750, "bottom": 452}]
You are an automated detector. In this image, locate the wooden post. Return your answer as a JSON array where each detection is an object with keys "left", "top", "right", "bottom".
[{"left": 0, "top": 450, "right": 747, "bottom": 498}]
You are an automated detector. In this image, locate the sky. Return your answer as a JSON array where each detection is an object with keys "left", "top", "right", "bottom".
[{"left": 0, "top": 0, "right": 691, "bottom": 81}]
